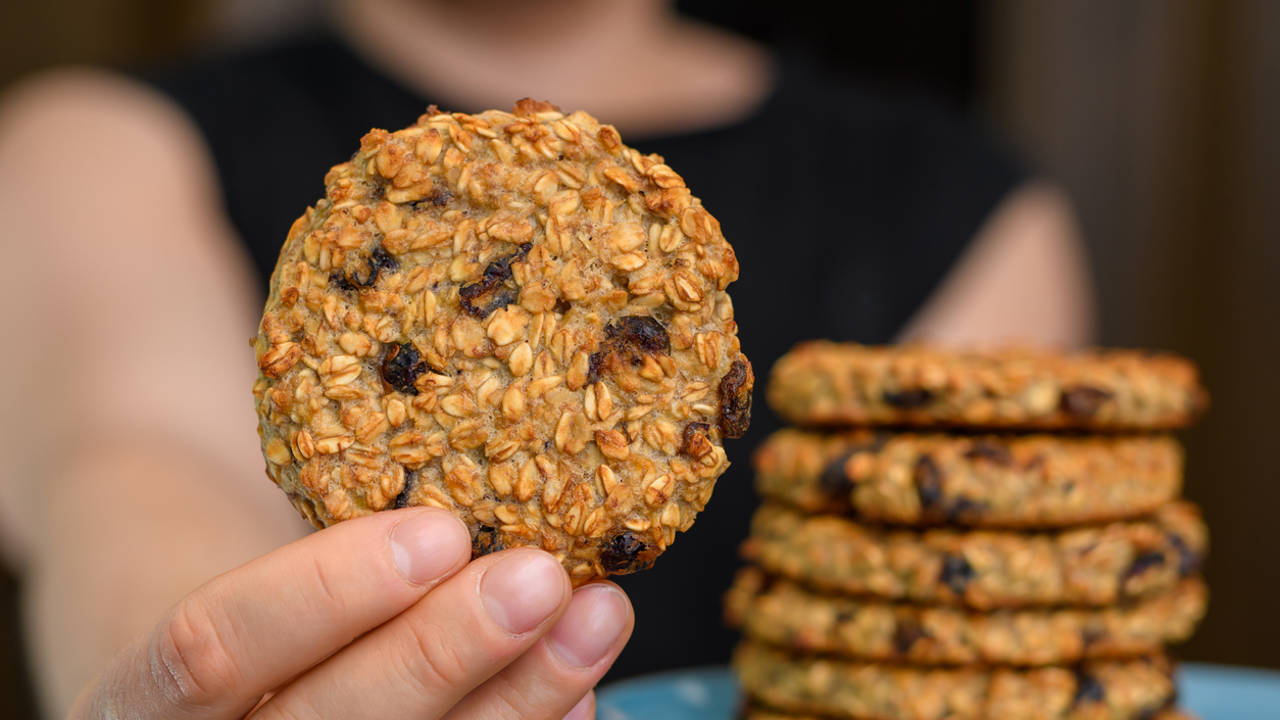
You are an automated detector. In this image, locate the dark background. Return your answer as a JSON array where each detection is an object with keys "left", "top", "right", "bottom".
[{"left": 2, "top": 1, "right": 1277, "bottom": 716}]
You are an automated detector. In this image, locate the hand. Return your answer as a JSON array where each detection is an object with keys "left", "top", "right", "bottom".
[{"left": 67, "top": 507, "right": 633, "bottom": 719}]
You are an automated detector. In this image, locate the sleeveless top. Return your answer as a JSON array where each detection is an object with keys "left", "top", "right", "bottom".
[{"left": 137, "top": 27, "right": 1026, "bottom": 679}]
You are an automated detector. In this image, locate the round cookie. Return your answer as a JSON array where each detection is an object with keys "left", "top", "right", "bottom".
[
  {"left": 739, "top": 701, "right": 1194, "bottom": 720},
  {"left": 252, "top": 100, "right": 752, "bottom": 583},
  {"left": 739, "top": 703, "right": 1196, "bottom": 720},
  {"left": 734, "top": 641, "right": 1178, "bottom": 720},
  {"left": 753, "top": 429, "right": 1183, "bottom": 527},
  {"left": 725, "top": 567, "right": 1207, "bottom": 665},
  {"left": 767, "top": 342, "right": 1206, "bottom": 430},
  {"left": 741, "top": 502, "right": 1206, "bottom": 609}
]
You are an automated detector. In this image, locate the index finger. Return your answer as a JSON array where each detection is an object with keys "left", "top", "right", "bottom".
[{"left": 69, "top": 507, "right": 470, "bottom": 720}]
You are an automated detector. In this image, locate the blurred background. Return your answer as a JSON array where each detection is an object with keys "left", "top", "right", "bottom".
[{"left": 1, "top": 0, "right": 1276, "bottom": 715}]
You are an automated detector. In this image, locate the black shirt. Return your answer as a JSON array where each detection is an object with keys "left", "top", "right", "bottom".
[{"left": 138, "top": 27, "right": 1026, "bottom": 679}]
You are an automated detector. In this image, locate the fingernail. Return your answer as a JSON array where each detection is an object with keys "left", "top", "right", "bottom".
[
  {"left": 547, "top": 584, "right": 630, "bottom": 668},
  {"left": 389, "top": 510, "right": 468, "bottom": 585},
  {"left": 480, "top": 550, "right": 566, "bottom": 634},
  {"left": 563, "top": 692, "right": 594, "bottom": 720}
]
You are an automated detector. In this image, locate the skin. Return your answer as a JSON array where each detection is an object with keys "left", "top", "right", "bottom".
[{"left": 0, "top": 0, "right": 1091, "bottom": 717}]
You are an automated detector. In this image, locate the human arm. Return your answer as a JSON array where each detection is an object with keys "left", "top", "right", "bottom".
[
  {"left": 0, "top": 69, "right": 313, "bottom": 715},
  {"left": 0, "top": 70, "right": 631, "bottom": 719}
]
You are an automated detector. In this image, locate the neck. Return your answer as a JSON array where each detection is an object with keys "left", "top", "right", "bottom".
[{"left": 333, "top": 0, "right": 772, "bottom": 136}]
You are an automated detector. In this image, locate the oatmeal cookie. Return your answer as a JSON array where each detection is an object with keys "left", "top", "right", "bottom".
[
  {"left": 252, "top": 100, "right": 752, "bottom": 583},
  {"left": 742, "top": 503, "right": 1205, "bottom": 609},
  {"left": 753, "top": 429, "right": 1183, "bottom": 527},
  {"left": 733, "top": 642, "right": 1177, "bottom": 720},
  {"left": 739, "top": 702, "right": 1195, "bottom": 720},
  {"left": 767, "top": 342, "right": 1205, "bottom": 430},
  {"left": 725, "top": 567, "right": 1206, "bottom": 665}
]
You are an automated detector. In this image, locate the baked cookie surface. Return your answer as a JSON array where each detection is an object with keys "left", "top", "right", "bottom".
[
  {"left": 252, "top": 100, "right": 751, "bottom": 582},
  {"left": 725, "top": 567, "right": 1206, "bottom": 665},
  {"left": 734, "top": 642, "right": 1177, "bottom": 720},
  {"left": 742, "top": 503, "right": 1206, "bottom": 609},
  {"left": 767, "top": 342, "right": 1205, "bottom": 430},
  {"left": 739, "top": 706, "right": 1194, "bottom": 720},
  {"left": 753, "top": 429, "right": 1183, "bottom": 527}
]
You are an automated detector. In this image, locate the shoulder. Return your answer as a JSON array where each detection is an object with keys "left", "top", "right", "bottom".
[
  {"left": 3, "top": 67, "right": 177, "bottom": 138},
  {"left": 0, "top": 66, "right": 231, "bottom": 287},
  {"left": 1, "top": 67, "right": 210, "bottom": 186}
]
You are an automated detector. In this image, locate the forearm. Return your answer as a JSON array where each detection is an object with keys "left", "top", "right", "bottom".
[{"left": 24, "top": 436, "right": 306, "bottom": 718}]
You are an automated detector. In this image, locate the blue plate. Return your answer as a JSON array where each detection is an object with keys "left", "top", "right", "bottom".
[{"left": 597, "top": 664, "right": 1280, "bottom": 719}]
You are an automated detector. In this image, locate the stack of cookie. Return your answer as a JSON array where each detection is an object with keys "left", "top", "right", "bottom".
[{"left": 727, "top": 342, "right": 1209, "bottom": 720}]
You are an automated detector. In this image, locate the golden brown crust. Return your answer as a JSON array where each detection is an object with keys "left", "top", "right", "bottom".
[
  {"left": 725, "top": 567, "right": 1206, "bottom": 665},
  {"left": 742, "top": 503, "right": 1206, "bottom": 609},
  {"left": 734, "top": 641, "right": 1177, "bottom": 720},
  {"left": 739, "top": 701, "right": 1195, "bottom": 720},
  {"left": 753, "top": 429, "right": 1183, "bottom": 528},
  {"left": 252, "top": 101, "right": 750, "bottom": 583},
  {"left": 767, "top": 342, "right": 1206, "bottom": 431}
]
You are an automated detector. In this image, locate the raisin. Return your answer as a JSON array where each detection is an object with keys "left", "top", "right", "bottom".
[
  {"left": 332, "top": 244, "right": 399, "bottom": 290},
  {"left": 939, "top": 554, "right": 974, "bottom": 596},
  {"left": 586, "top": 351, "right": 607, "bottom": 384},
  {"left": 681, "top": 422, "right": 714, "bottom": 459},
  {"left": 601, "top": 532, "right": 652, "bottom": 573},
  {"left": 1124, "top": 550, "right": 1168, "bottom": 580},
  {"left": 412, "top": 186, "right": 452, "bottom": 210},
  {"left": 372, "top": 245, "right": 399, "bottom": 271},
  {"left": 480, "top": 287, "right": 521, "bottom": 318},
  {"left": 349, "top": 244, "right": 400, "bottom": 288},
  {"left": 1081, "top": 627, "right": 1106, "bottom": 648},
  {"left": 607, "top": 315, "right": 671, "bottom": 355},
  {"left": 818, "top": 451, "right": 856, "bottom": 502},
  {"left": 427, "top": 186, "right": 453, "bottom": 207},
  {"left": 717, "top": 358, "right": 754, "bottom": 439},
  {"left": 587, "top": 315, "right": 672, "bottom": 383},
  {"left": 1168, "top": 533, "right": 1201, "bottom": 576},
  {"left": 914, "top": 455, "right": 945, "bottom": 515},
  {"left": 459, "top": 243, "right": 532, "bottom": 318},
  {"left": 329, "top": 271, "right": 357, "bottom": 292},
  {"left": 1060, "top": 385, "right": 1113, "bottom": 418},
  {"left": 882, "top": 388, "right": 934, "bottom": 409},
  {"left": 357, "top": 245, "right": 400, "bottom": 286},
  {"left": 392, "top": 469, "right": 416, "bottom": 509},
  {"left": 1073, "top": 671, "right": 1106, "bottom": 705},
  {"left": 472, "top": 525, "right": 504, "bottom": 556},
  {"left": 892, "top": 620, "right": 929, "bottom": 655},
  {"left": 818, "top": 437, "right": 886, "bottom": 503},
  {"left": 963, "top": 440, "right": 1013, "bottom": 466},
  {"left": 946, "top": 496, "right": 989, "bottom": 522},
  {"left": 380, "top": 342, "right": 428, "bottom": 395}
]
